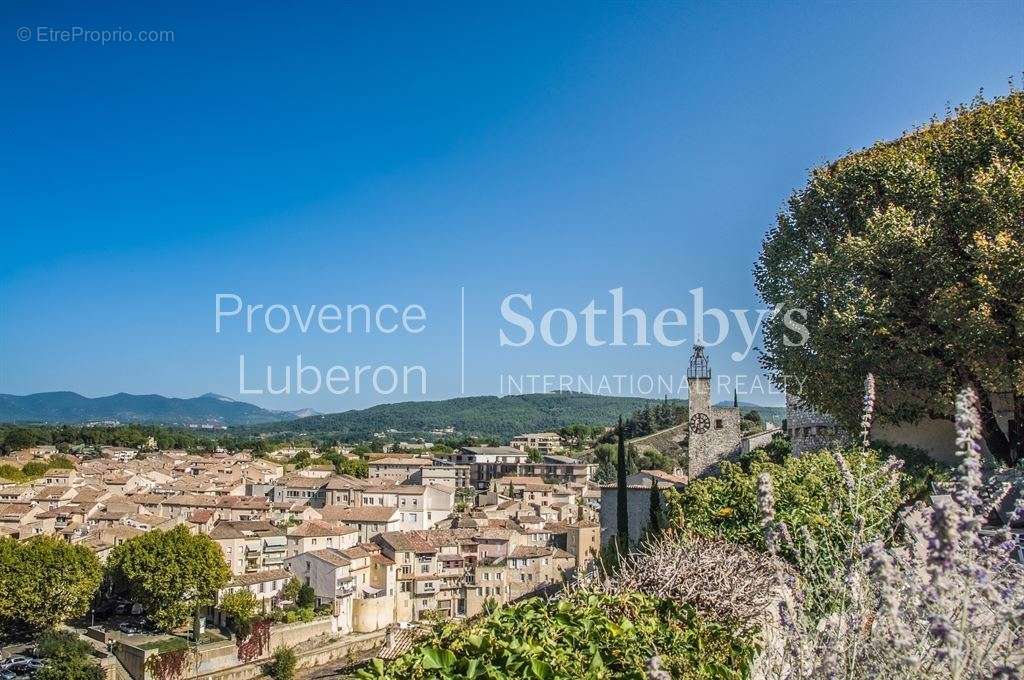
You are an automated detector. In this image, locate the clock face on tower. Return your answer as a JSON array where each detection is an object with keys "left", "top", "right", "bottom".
[{"left": 689, "top": 413, "right": 710, "bottom": 435}]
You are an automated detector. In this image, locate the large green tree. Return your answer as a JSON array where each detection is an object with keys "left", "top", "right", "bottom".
[
  {"left": 0, "top": 536, "right": 103, "bottom": 632},
  {"left": 756, "top": 91, "right": 1024, "bottom": 464},
  {"left": 106, "top": 525, "right": 230, "bottom": 631}
]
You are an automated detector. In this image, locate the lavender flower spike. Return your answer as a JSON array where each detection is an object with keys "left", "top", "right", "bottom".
[
  {"left": 860, "top": 372, "right": 876, "bottom": 448},
  {"left": 757, "top": 472, "right": 777, "bottom": 555},
  {"left": 954, "top": 386, "right": 983, "bottom": 509}
]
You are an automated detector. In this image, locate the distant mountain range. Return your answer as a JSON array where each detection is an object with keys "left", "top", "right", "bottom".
[
  {"left": 0, "top": 392, "right": 316, "bottom": 427},
  {"left": 242, "top": 393, "right": 786, "bottom": 441},
  {"left": 240, "top": 392, "right": 665, "bottom": 441},
  {"left": 0, "top": 390, "right": 786, "bottom": 439}
]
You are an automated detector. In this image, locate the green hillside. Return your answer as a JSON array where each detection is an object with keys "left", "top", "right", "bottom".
[{"left": 242, "top": 393, "right": 673, "bottom": 442}]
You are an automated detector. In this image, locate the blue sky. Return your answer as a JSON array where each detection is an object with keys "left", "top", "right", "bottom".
[{"left": 1, "top": 1, "right": 1021, "bottom": 412}]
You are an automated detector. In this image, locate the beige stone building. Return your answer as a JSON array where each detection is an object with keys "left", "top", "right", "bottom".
[{"left": 509, "top": 432, "right": 564, "bottom": 454}]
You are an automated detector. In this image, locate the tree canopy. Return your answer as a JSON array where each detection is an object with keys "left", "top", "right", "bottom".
[
  {"left": 0, "top": 536, "right": 103, "bottom": 632},
  {"left": 105, "top": 525, "right": 230, "bottom": 631},
  {"left": 755, "top": 91, "right": 1024, "bottom": 464}
]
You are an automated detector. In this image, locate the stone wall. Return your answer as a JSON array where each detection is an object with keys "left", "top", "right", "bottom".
[
  {"left": 193, "top": 630, "right": 386, "bottom": 680},
  {"left": 353, "top": 595, "right": 395, "bottom": 633},
  {"left": 785, "top": 394, "right": 849, "bottom": 456},
  {"left": 599, "top": 486, "right": 656, "bottom": 546},
  {"left": 741, "top": 427, "right": 782, "bottom": 454},
  {"left": 115, "top": 618, "right": 339, "bottom": 680}
]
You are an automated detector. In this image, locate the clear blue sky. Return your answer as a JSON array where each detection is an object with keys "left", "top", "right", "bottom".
[{"left": 1, "top": 1, "right": 1021, "bottom": 412}]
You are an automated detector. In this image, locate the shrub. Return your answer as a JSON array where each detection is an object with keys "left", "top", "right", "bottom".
[
  {"left": 296, "top": 584, "right": 316, "bottom": 609},
  {"left": 281, "top": 577, "right": 301, "bottom": 602},
  {"left": 34, "top": 631, "right": 103, "bottom": 680},
  {"left": 358, "top": 591, "right": 756, "bottom": 679},
  {"left": 665, "top": 446, "right": 905, "bottom": 611},
  {"left": 35, "top": 657, "right": 104, "bottom": 680},
  {"left": 755, "top": 386, "right": 1024, "bottom": 678},
  {"left": 35, "top": 629, "right": 95, "bottom": 661},
  {"left": 580, "top": 535, "right": 786, "bottom": 634},
  {"left": 219, "top": 590, "right": 258, "bottom": 638},
  {"left": 266, "top": 646, "right": 298, "bottom": 680}
]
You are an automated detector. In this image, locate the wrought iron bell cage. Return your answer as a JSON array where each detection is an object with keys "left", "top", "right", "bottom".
[{"left": 687, "top": 345, "right": 711, "bottom": 379}]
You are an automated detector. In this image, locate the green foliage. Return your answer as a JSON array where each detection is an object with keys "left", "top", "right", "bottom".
[
  {"left": 35, "top": 656, "right": 104, "bottom": 680},
  {"left": 667, "top": 448, "right": 897, "bottom": 547},
  {"left": 34, "top": 629, "right": 104, "bottom": 680},
  {"left": 628, "top": 444, "right": 675, "bottom": 473},
  {"left": 282, "top": 577, "right": 301, "bottom": 602},
  {"left": 36, "top": 629, "right": 95, "bottom": 661},
  {"left": 0, "top": 422, "right": 225, "bottom": 452},
  {"left": 220, "top": 590, "right": 259, "bottom": 637},
  {"left": 106, "top": 525, "right": 230, "bottom": 632},
  {"left": 1, "top": 427, "right": 37, "bottom": 453},
  {"left": 665, "top": 447, "right": 904, "bottom": 611},
  {"left": 269, "top": 606, "right": 316, "bottom": 624},
  {"left": 358, "top": 591, "right": 755, "bottom": 680},
  {"left": 739, "top": 411, "right": 764, "bottom": 435},
  {"left": 240, "top": 393, "right": 664, "bottom": 441},
  {"left": 0, "top": 455, "right": 75, "bottom": 483},
  {"left": 0, "top": 536, "right": 102, "bottom": 632},
  {"left": 557, "top": 423, "right": 606, "bottom": 449},
  {"left": 591, "top": 443, "right": 617, "bottom": 483},
  {"left": 647, "top": 483, "right": 664, "bottom": 539},
  {"left": 598, "top": 398, "right": 686, "bottom": 443},
  {"left": 755, "top": 91, "right": 1024, "bottom": 464},
  {"left": 873, "top": 440, "right": 951, "bottom": 503},
  {"left": 615, "top": 421, "right": 629, "bottom": 554},
  {"left": 738, "top": 434, "right": 791, "bottom": 468},
  {"left": 296, "top": 583, "right": 316, "bottom": 609},
  {"left": 316, "top": 450, "right": 370, "bottom": 477},
  {"left": 266, "top": 646, "right": 298, "bottom": 680}
]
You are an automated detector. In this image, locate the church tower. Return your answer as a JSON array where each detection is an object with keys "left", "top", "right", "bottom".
[{"left": 687, "top": 345, "right": 714, "bottom": 478}]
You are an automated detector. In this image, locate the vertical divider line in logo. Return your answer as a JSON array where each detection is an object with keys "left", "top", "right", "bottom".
[{"left": 460, "top": 286, "right": 465, "bottom": 394}]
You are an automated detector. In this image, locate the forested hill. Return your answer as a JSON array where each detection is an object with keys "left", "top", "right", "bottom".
[
  {"left": 241, "top": 393, "right": 670, "bottom": 441},
  {"left": 0, "top": 392, "right": 311, "bottom": 427}
]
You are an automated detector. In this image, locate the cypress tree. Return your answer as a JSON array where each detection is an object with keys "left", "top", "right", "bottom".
[
  {"left": 647, "top": 482, "right": 663, "bottom": 538},
  {"left": 616, "top": 416, "right": 629, "bottom": 553}
]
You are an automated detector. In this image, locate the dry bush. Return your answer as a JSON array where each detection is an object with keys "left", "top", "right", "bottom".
[{"left": 576, "top": 534, "right": 793, "bottom": 633}]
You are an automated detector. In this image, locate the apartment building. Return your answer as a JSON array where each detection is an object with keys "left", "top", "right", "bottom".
[
  {"left": 285, "top": 519, "right": 359, "bottom": 557},
  {"left": 316, "top": 505, "right": 401, "bottom": 542},
  {"left": 371, "top": 524, "right": 578, "bottom": 622},
  {"left": 358, "top": 484, "right": 455, "bottom": 531},
  {"left": 367, "top": 456, "right": 434, "bottom": 483},
  {"left": 455, "top": 447, "right": 594, "bottom": 489},
  {"left": 272, "top": 474, "right": 329, "bottom": 507},
  {"left": 210, "top": 520, "right": 287, "bottom": 575},
  {"left": 509, "top": 432, "right": 564, "bottom": 454},
  {"left": 283, "top": 542, "right": 397, "bottom": 634}
]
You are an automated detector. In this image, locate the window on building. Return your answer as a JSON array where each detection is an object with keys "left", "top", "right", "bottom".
[{"left": 715, "top": 419, "right": 723, "bottom": 429}]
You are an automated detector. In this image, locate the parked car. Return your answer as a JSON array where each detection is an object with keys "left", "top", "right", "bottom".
[{"left": 0, "top": 656, "right": 29, "bottom": 670}]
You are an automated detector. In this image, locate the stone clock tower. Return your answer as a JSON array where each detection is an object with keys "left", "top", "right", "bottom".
[{"left": 685, "top": 345, "right": 742, "bottom": 479}]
